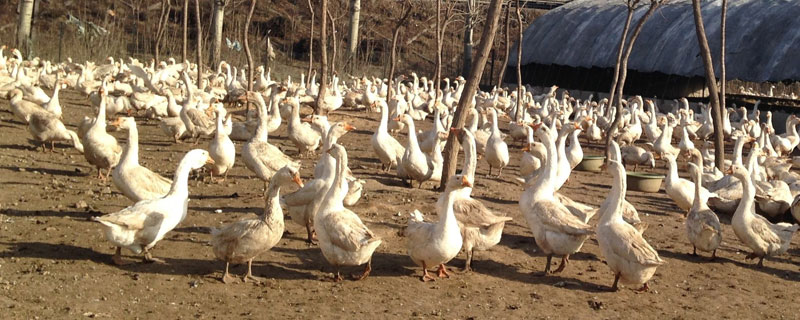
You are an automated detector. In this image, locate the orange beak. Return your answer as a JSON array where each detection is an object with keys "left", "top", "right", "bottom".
[
  {"left": 392, "top": 116, "right": 402, "bottom": 121},
  {"left": 461, "top": 175, "right": 473, "bottom": 187},
  {"left": 206, "top": 157, "right": 215, "bottom": 165},
  {"left": 344, "top": 123, "right": 356, "bottom": 131},
  {"left": 111, "top": 117, "right": 123, "bottom": 127},
  {"left": 529, "top": 123, "right": 543, "bottom": 131},
  {"left": 522, "top": 145, "right": 530, "bottom": 152},
  {"left": 293, "top": 173, "right": 304, "bottom": 187},
  {"left": 725, "top": 166, "right": 733, "bottom": 175}
]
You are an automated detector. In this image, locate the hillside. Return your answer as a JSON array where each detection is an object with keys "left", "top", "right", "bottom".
[{"left": 0, "top": 0, "right": 540, "bottom": 82}]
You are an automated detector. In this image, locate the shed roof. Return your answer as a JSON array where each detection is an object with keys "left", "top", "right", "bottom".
[{"left": 509, "top": 0, "right": 800, "bottom": 83}]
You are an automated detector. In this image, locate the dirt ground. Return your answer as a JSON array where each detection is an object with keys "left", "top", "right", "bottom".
[{"left": 0, "top": 89, "right": 798, "bottom": 319}]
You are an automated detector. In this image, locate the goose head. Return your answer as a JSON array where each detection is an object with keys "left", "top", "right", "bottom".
[
  {"left": 274, "top": 165, "right": 304, "bottom": 188},
  {"left": 185, "top": 149, "right": 215, "bottom": 170},
  {"left": 445, "top": 174, "right": 473, "bottom": 191},
  {"left": 111, "top": 117, "right": 136, "bottom": 130}
]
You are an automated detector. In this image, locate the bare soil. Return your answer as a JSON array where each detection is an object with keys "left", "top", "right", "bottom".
[{"left": 1, "top": 89, "right": 798, "bottom": 319}]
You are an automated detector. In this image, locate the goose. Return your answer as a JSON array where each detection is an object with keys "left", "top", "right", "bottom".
[
  {"left": 92, "top": 149, "right": 214, "bottom": 265},
  {"left": 286, "top": 96, "right": 321, "bottom": 157},
  {"left": 467, "top": 108, "right": 491, "bottom": 155},
  {"left": 211, "top": 165, "right": 303, "bottom": 283},
  {"left": 596, "top": 159, "right": 664, "bottom": 291},
  {"left": 242, "top": 94, "right": 300, "bottom": 183},
  {"left": 208, "top": 106, "right": 236, "bottom": 181},
  {"left": 26, "top": 106, "right": 84, "bottom": 153},
  {"left": 42, "top": 80, "right": 66, "bottom": 118},
  {"left": 419, "top": 108, "right": 447, "bottom": 154},
  {"left": 398, "top": 114, "right": 440, "bottom": 188},
  {"left": 450, "top": 129, "right": 512, "bottom": 271},
  {"left": 405, "top": 174, "right": 469, "bottom": 281},
  {"left": 82, "top": 88, "right": 122, "bottom": 180},
  {"left": 315, "top": 144, "right": 382, "bottom": 281},
  {"left": 520, "top": 126, "right": 546, "bottom": 179},
  {"left": 158, "top": 116, "right": 188, "bottom": 143},
  {"left": 684, "top": 160, "right": 723, "bottom": 259},
  {"left": 371, "top": 99, "right": 405, "bottom": 172},
  {"left": 771, "top": 115, "right": 799, "bottom": 156},
  {"left": 520, "top": 124, "right": 593, "bottom": 275},
  {"left": 620, "top": 144, "right": 655, "bottom": 171},
  {"left": 553, "top": 122, "right": 582, "bottom": 190},
  {"left": 485, "top": 108, "right": 509, "bottom": 176},
  {"left": 653, "top": 117, "right": 679, "bottom": 160},
  {"left": 6, "top": 88, "right": 42, "bottom": 123},
  {"left": 565, "top": 121, "right": 585, "bottom": 170},
  {"left": 664, "top": 153, "right": 716, "bottom": 214},
  {"left": 678, "top": 126, "right": 695, "bottom": 156},
  {"left": 111, "top": 117, "right": 171, "bottom": 202},
  {"left": 179, "top": 98, "right": 215, "bottom": 142},
  {"left": 728, "top": 164, "right": 799, "bottom": 267}
]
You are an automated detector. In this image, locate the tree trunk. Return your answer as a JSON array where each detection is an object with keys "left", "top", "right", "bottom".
[
  {"left": 209, "top": 0, "right": 226, "bottom": 68},
  {"left": 434, "top": 0, "right": 443, "bottom": 102},
  {"left": 606, "top": 1, "right": 636, "bottom": 117},
  {"left": 348, "top": 0, "right": 360, "bottom": 56},
  {"left": 195, "top": 0, "right": 203, "bottom": 88},
  {"left": 514, "top": 0, "right": 523, "bottom": 122},
  {"left": 16, "top": 0, "right": 34, "bottom": 58},
  {"left": 496, "top": 2, "right": 511, "bottom": 89},
  {"left": 720, "top": 0, "right": 727, "bottom": 121},
  {"left": 462, "top": 0, "right": 475, "bottom": 77},
  {"left": 154, "top": 0, "right": 170, "bottom": 62},
  {"left": 439, "top": 0, "right": 504, "bottom": 189},
  {"left": 306, "top": 0, "right": 315, "bottom": 87},
  {"left": 692, "top": 0, "right": 724, "bottom": 169},
  {"left": 244, "top": 0, "right": 256, "bottom": 92},
  {"left": 183, "top": 0, "right": 189, "bottom": 62},
  {"left": 327, "top": 9, "right": 337, "bottom": 78},
  {"left": 316, "top": 0, "right": 329, "bottom": 115},
  {"left": 605, "top": 1, "right": 659, "bottom": 159},
  {"left": 389, "top": 2, "right": 414, "bottom": 92}
]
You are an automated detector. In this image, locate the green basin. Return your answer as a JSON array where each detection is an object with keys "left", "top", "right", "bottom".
[
  {"left": 575, "top": 155, "right": 606, "bottom": 172},
  {"left": 626, "top": 172, "right": 665, "bottom": 193}
]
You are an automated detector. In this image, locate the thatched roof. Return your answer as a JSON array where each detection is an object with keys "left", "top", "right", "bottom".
[{"left": 509, "top": 0, "right": 800, "bottom": 83}]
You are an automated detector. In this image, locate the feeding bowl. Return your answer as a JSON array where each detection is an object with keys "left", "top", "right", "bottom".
[
  {"left": 575, "top": 155, "right": 606, "bottom": 172},
  {"left": 626, "top": 172, "right": 665, "bottom": 193}
]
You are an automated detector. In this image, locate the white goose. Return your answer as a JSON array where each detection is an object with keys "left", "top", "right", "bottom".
[
  {"left": 596, "top": 159, "right": 664, "bottom": 291},
  {"left": 92, "top": 149, "right": 214, "bottom": 265},
  {"left": 371, "top": 99, "right": 405, "bottom": 172},
  {"left": 664, "top": 153, "right": 716, "bottom": 214},
  {"left": 315, "top": 144, "right": 382, "bottom": 281},
  {"left": 685, "top": 160, "right": 722, "bottom": 259},
  {"left": 111, "top": 117, "right": 172, "bottom": 202},
  {"left": 728, "top": 164, "right": 799, "bottom": 267},
  {"left": 520, "top": 124, "right": 593, "bottom": 274},
  {"left": 405, "top": 174, "right": 468, "bottom": 281},
  {"left": 398, "top": 114, "right": 440, "bottom": 188},
  {"left": 83, "top": 88, "right": 122, "bottom": 180},
  {"left": 485, "top": 108, "right": 509, "bottom": 176}
]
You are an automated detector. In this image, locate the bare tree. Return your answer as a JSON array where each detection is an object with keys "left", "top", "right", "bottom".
[
  {"left": 440, "top": 0, "right": 505, "bottom": 189},
  {"left": 605, "top": 0, "right": 638, "bottom": 117},
  {"left": 316, "top": 0, "right": 330, "bottom": 115},
  {"left": 495, "top": 1, "right": 511, "bottom": 89},
  {"left": 692, "top": 0, "right": 724, "bottom": 169},
  {"left": 327, "top": 8, "right": 337, "bottom": 77},
  {"left": 306, "top": 0, "right": 315, "bottom": 87},
  {"left": 389, "top": 1, "right": 414, "bottom": 90},
  {"left": 347, "top": 0, "right": 360, "bottom": 57},
  {"left": 183, "top": 0, "right": 189, "bottom": 62},
  {"left": 154, "top": 0, "right": 171, "bottom": 62},
  {"left": 16, "top": 0, "right": 35, "bottom": 58},
  {"left": 462, "top": 0, "right": 476, "bottom": 76},
  {"left": 514, "top": 0, "right": 523, "bottom": 121},
  {"left": 244, "top": 0, "right": 257, "bottom": 92},
  {"left": 434, "top": 0, "right": 457, "bottom": 102},
  {"left": 719, "top": 0, "right": 727, "bottom": 129},
  {"left": 195, "top": 0, "right": 203, "bottom": 88},
  {"left": 605, "top": 0, "right": 664, "bottom": 157},
  {"left": 209, "top": 0, "right": 228, "bottom": 68}
]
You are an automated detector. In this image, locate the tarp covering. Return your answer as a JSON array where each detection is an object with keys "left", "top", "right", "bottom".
[{"left": 509, "top": 0, "right": 800, "bottom": 82}]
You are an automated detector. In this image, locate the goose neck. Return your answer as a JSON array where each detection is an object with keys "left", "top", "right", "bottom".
[
  {"left": 120, "top": 123, "right": 140, "bottom": 167},
  {"left": 165, "top": 156, "right": 196, "bottom": 199},
  {"left": 320, "top": 152, "right": 349, "bottom": 213},
  {"left": 263, "top": 183, "right": 284, "bottom": 223},
  {"left": 600, "top": 165, "right": 626, "bottom": 224}
]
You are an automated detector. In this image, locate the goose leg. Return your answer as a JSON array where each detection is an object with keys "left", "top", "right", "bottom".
[
  {"left": 50, "top": 141, "right": 56, "bottom": 152},
  {"left": 104, "top": 168, "right": 112, "bottom": 181},
  {"left": 437, "top": 264, "right": 450, "bottom": 278},
  {"left": 222, "top": 262, "right": 235, "bottom": 284},
  {"left": 757, "top": 256, "right": 765, "bottom": 268},
  {"left": 488, "top": 165, "right": 493, "bottom": 176},
  {"left": 353, "top": 259, "right": 372, "bottom": 281},
  {"left": 333, "top": 268, "right": 343, "bottom": 282},
  {"left": 97, "top": 168, "right": 103, "bottom": 180},
  {"left": 462, "top": 248, "right": 474, "bottom": 272},
  {"left": 610, "top": 273, "right": 621, "bottom": 291},
  {"left": 305, "top": 223, "right": 317, "bottom": 244},
  {"left": 497, "top": 167, "right": 503, "bottom": 177},
  {"left": 142, "top": 250, "right": 165, "bottom": 264},
  {"left": 553, "top": 255, "right": 569, "bottom": 273},
  {"left": 243, "top": 259, "right": 263, "bottom": 283},
  {"left": 111, "top": 247, "right": 130, "bottom": 265},
  {"left": 421, "top": 262, "right": 435, "bottom": 282},
  {"left": 636, "top": 282, "right": 650, "bottom": 292},
  {"left": 710, "top": 249, "right": 717, "bottom": 261},
  {"left": 691, "top": 246, "right": 698, "bottom": 256},
  {"left": 538, "top": 254, "right": 553, "bottom": 276}
]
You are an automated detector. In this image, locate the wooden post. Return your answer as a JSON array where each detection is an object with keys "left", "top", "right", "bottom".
[{"left": 692, "top": 0, "right": 724, "bottom": 170}]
